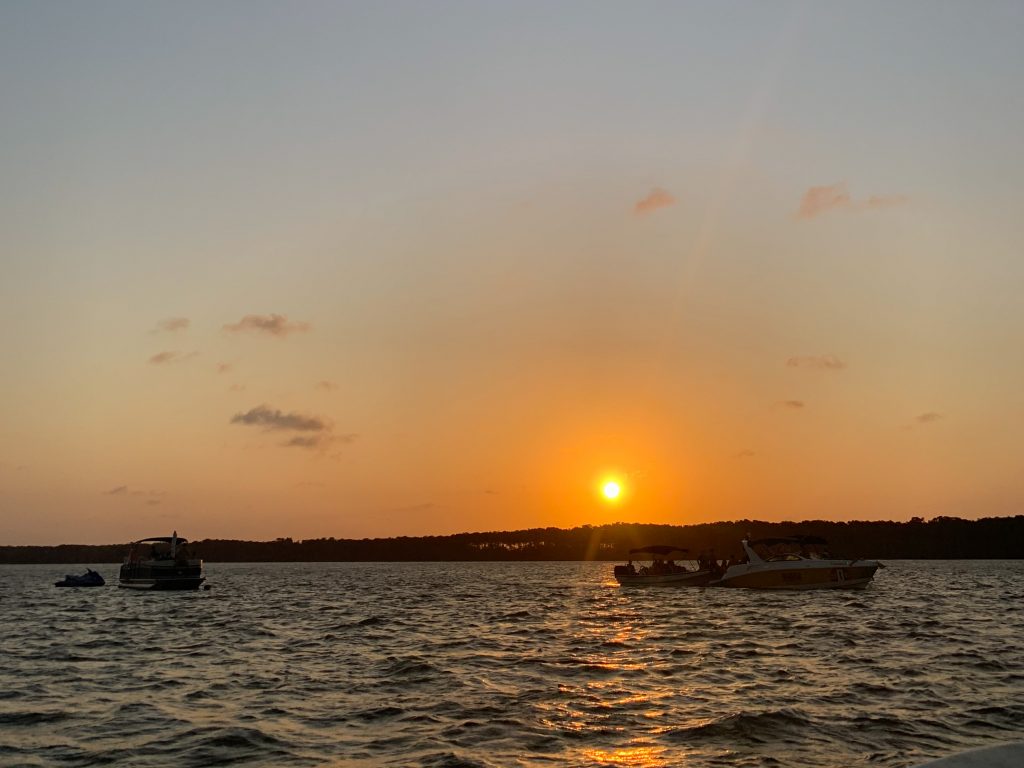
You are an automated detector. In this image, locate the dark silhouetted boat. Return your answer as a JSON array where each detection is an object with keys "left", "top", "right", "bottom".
[
  {"left": 118, "top": 531, "right": 205, "bottom": 590},
  {"left": 54, "top": 568, "right": 105, "bottom": 587},
  {"left": 614, "top": 545, "right": 714, "bottom": 586}
]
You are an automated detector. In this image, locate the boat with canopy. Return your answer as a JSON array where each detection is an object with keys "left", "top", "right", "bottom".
[
  {"left": 614, "top": 545, "right": 715, "bottom": 586},
  {"left": 118, "top": 531, "right": 205, "bottom": 590}
]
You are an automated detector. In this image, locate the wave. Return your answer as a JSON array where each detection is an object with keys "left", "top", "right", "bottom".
[
  {"left": 0, "top": 710, "right": 69, "bottom": 726},
  {"left": 666, "top": 709, "right": 813, "bottom": 743}
]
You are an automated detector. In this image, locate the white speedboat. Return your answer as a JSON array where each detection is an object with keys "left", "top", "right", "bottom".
[
  {"left": 118, "top": 531, "right": 205, "bottom": 590},
  {"left": 614, "top": 545, "right": 714, "bottom": 586},
  {"left": 713, "top": 536, "right": 880, "bottom": 590}
]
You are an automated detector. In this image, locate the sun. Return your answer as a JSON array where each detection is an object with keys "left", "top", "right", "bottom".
[{"left": 602, "top": 480, "right": 622, "bottom": 501}]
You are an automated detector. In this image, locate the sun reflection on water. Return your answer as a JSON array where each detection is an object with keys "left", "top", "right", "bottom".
[{"left": 579, "top": 744, "right": 669, "bottom": 766}]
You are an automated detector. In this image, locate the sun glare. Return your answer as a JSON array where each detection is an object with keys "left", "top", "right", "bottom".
[{"left": 602, "top": 481, "right": 622, "bottom": 501}]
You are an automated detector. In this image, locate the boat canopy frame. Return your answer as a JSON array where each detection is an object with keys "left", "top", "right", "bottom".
[{"left": 628, "top": 545, "right": 689, "bottom": 560}]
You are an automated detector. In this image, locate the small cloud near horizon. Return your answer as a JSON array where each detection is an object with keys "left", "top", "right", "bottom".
[
  {"left": 782, "top": 400, "right": 805, "bottom": 409},
  {"left": 797, "top": 182, "right": 907, "bottom": 219},
  {"left": 915, "top": 412, "right": 943, "bottom": 424},
  {"left": 316, "top": 380, "right": 338, "bottom": 392},
  {"left": 786, "top": 355, "right": 846, "bottom": 371},
  {"left": 633, "top": 187, "right": 676, "bottom": 216},
  {"left": 152, "top": 317, "right": 190, "bottom": 334},
  {"left": 734, "top": 449, "right": 756, "bottom": 459},
  {"left": 223, "top": 313, "right": 310, "bottom": 337},
  {"left": 216, "top": 362, "right": 233, "bottom": 374},
  {"left": 104, "top": 485, "right": 128, "bottom": 495}
]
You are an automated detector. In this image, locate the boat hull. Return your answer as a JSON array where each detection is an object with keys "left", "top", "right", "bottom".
[
  {"left": 55, "top": 577, "right": 105, "bottom": 588},
  {"left": 615, "top": 569, "right": 714, "bottom": 587},
  {"left": 118, "top": 561, "right": 204, "bottom": 591},
  {"left": 118, "top": 577, "right": 205, "bottom": 590},
  {"left": 714, "top": 562, "right": 878, "bottom": 590}
]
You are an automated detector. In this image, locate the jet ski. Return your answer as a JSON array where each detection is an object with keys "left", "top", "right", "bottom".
[{"left": 54, "top": 569, "right": 105, "bottom": 587}]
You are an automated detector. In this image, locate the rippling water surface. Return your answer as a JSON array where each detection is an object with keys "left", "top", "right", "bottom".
[{"left": 1, "top": 561, "right": 1023, "bottom": 767}]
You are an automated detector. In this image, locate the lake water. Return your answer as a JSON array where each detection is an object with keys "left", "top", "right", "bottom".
[{"left": 1, "top": 561, "right": 1022, "bottom": 767}]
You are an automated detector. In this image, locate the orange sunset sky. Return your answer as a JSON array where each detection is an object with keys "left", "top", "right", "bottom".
[{"left": 2, "top": 3, "right": 1023, "bottom": 544}]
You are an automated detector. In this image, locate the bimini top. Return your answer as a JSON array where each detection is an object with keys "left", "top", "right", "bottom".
[
  {"left": 748, "top": 536, "right": 826, "bottom": 547},
  {"left": 135, "top": 536, "right": 189, "bottom": 544},
  {"left": 629, "top": 545, "right": 688, "bottom": 556}
]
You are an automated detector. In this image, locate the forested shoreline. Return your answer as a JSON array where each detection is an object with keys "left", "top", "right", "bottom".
[{"left": 2, "top": 516, "right": 1022, "bottom": 563}]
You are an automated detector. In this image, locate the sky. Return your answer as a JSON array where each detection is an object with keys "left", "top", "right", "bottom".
[{"left": 2, "top": 1, "right": 1023, "bottom": 544}]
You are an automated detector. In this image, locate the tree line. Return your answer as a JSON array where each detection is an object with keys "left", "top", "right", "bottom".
[{"left": 1, "top": 515, "right": 1022, "bottom": 563}]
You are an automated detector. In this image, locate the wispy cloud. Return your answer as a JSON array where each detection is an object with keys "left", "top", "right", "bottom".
[
  {"left": 216, "top": 362, "right": 233, "bottom": 374},
  {"left": 734, "top": 449, "right": 756, "bottom": 459},
  {"left": 228, "top": 383, "right": 246, "bottom": 393},
  {"left": 149, "top": 351, "right": 179, "bottom": 365},
  {"left": 282, "top": 435, "right": 328, "bottom": 449},
  {"left": 316, "top": 380, "right": 337, "bottom": 392},
  {"left": 231, "top": 405, "right": 327, "bottom": 432},
  {"left": 223, "top": 314, "right": 310, "bottom": 337},
  {"left": 285, "top": 432, "right": 356, "bottom": 450},
  {"left": 902, "top": 412, "right": 945, "bottom": 431},
  {"left": 148, "top": 350, "right": 196, "bottom": 365},
  {"left": 152, "top": 317, "right": 189, "bottom": 334},
  {"left": 633, "top": 187, "right": 676, "bottom": 216},
  {"left": 786, "top": 355, "right": 846, "bottom": 371},
  {"left": 863, "top": 193, "right": 909, "bottom": 211},
  {"left": 105, "top": 485, "right": 165, "bottom": 500},
  {"left": 230, "top": 405, "right": 356, "bottom": 450},
  {"left": 782, "top": 400, "right": 805, "bottom": 409},
  {"left": 797, "top": 182, "right": 907, "bottom": 219}
]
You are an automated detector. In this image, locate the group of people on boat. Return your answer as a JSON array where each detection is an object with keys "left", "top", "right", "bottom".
[
  {"left": 622, "top": 558, "right": 690, "bottom": 576},
  {"left": 695, "top": 550, "right": 748, "bottom": 576}
]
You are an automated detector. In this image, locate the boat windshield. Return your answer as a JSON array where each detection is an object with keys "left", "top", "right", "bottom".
[{"left": 749, "top": 536, "right": 830, "bottom": 561}]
